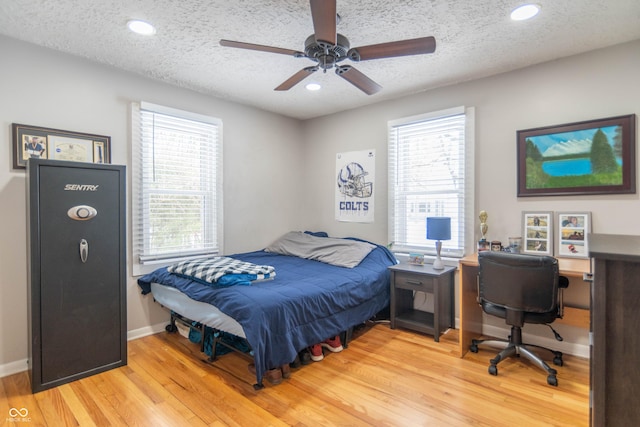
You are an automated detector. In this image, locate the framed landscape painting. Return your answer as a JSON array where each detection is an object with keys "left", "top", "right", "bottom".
[{"left": 517, "top": 114, "right": 636, "bottom": 197}]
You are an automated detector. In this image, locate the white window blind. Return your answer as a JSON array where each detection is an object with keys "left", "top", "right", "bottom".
[
  {"left": 132, "top": 102, "right": 223, "bottom": 272},
  {"left": 388, "top": 106, "right": 474, "bottom": 258}
]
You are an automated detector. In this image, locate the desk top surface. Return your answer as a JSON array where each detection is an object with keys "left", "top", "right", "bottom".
[
  {"left": 459, "top": 253, "right": 590, "bottom": 277},
  {"left": 589, "top": 233, "right": 640, "bottom": 262}
]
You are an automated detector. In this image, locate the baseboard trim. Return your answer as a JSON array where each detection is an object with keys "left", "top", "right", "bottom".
[
  {"left": 126, "top": 322, "right": 168, "bottom": 341},
  {"left": 0, "top": 359, "right": 29, "bottom": 378},
  {"left": 0, "top": 322, "right": 168, "bottom": 379}
]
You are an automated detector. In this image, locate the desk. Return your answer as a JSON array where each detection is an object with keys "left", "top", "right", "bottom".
[{"left": 457, "top": 253, "right": 590, "bottom": 358}]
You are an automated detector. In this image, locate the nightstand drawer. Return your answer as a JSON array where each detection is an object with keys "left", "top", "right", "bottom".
[{"left": 394, "top": 272, "right": 435, "bottom": 292}]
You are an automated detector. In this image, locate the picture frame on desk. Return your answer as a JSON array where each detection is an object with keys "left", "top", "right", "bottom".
[
  {"left": 522, "top": 211, "right": 553, "bottom": 256},
  {"left": 408, "top": 253, "right": 425, "bottom": 265},
  {"left": 556, "top": 212, "right": 591, "bottom": 258}
]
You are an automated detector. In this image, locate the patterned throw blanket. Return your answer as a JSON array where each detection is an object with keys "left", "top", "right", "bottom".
[{"left": 168, "top": 256, "right": 275, "bottom": 286}]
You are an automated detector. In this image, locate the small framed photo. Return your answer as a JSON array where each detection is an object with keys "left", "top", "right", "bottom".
[
  {"left": 408, "top": 253, "right": 425, "bottom": 265},
  {"left": 556, "top": 212, "right": 591, "bottom": 258},
  {"left": 12, "top": 123, "right": 111, "bottom": 169},
  {"left": 522, "top": 211, "right": 554, "bottom": 256}
]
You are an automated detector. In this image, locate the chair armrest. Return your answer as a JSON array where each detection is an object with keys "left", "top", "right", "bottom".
[{"left": 559, "top": 275, "right": 569, "bottom": 288}]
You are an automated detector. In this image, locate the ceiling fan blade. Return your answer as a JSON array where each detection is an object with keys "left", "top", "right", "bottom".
[
  {"left": 275, "top": 66, "right": 319, "bottom": 91},
  {"left": 335, "top": 65, "right": 382, "bottom": 95},
  {"left": 310, "top": 0, "right": 337, "bottom": 47},
  {"left": 220, "top": 39, "right": 302, "bottom": 57},
  {"left": 349, "top": 36, "right": 436, "bottom": 61}
]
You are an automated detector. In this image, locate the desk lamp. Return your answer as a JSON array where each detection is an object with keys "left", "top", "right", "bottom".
[{"left": 427, "top": 217, "right": 451, "bottom": 270}]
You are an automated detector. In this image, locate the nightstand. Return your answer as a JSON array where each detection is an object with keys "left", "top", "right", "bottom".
[{"left": 388, "top": 263, "right": 456, "bottom": 342}]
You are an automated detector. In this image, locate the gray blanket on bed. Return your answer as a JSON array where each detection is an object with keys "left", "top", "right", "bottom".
[{"left": 264, "top": 231, "right": 376, "bottom": 268}]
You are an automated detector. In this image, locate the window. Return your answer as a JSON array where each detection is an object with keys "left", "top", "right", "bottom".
[
  {"left": 388, "top": 106, "right": 474, "bottom": 258},
  {"left": 132, "top": 102, "right": 222, "bottom": 275}
]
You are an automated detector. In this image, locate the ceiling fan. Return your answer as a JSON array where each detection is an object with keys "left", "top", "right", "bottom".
[{"left": 220, "top": 0, "right": 436, "bottom": 95}]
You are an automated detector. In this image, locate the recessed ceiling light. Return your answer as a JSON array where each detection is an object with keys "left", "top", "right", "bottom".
[
  {"left": 306, "top": 83, "right": 321, "bottom": 91},
  {"left": 510, "top": 4, "right": 540, "bottom": 21},
  {"left": 127, "top": 19, "right": 156, "bottom": 36}
]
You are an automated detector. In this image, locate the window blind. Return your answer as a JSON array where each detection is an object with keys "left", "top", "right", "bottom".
[
  {"left": 388, "top": 107, "right": 473, "bottom": 258},
  {"left": 132, "top": 102, "right": 223, "bottom": 269}
]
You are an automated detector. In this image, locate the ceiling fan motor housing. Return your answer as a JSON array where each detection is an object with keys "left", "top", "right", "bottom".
[{"left": 304, "top": 33, "right": 350, "bottom": 70}]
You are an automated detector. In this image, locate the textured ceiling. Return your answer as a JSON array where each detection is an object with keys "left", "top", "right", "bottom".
[{"left": 1, "top": 0, "right": 639, "bottom": 120}]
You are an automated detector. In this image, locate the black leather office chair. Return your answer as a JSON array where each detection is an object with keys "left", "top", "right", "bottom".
[{"left": 469, "top": 251, "right": 569, "bottom": 386}]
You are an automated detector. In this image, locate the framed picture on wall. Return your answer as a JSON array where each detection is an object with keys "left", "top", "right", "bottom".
[
  {"left": 12, "top": 123, "right": 111, "bottom": 169},
  {"left": 522, "top": 211, "right": 553, "bottom": 256},
  {"left": 556, "top": 212, "right": 591, "bottom": 258},
  {"left": 517, "top": 114, "right": 636, "bottom": 197}
]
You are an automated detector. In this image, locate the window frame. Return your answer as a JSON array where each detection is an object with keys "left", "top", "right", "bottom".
[
  {"left": 131, "top": 102, "right": 223, "bottom": 276},
  {"left": 388, "top": 106, "right": 475, "bottom": 260}
]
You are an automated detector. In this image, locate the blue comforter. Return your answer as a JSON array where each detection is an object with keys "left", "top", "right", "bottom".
[{"left": 138, "top": 243, "right": 396, "bottom": 385}]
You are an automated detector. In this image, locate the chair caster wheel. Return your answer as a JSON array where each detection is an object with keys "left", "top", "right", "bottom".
[
  {"left": 553, "top": 352, "right": 563, "bottom": 366},
  {"left": 547, "top": 375, "right": 558, "bottom": 386},
  {"left": 488, "top": 365, "right": 498, "bottom": 376},
  {"left": 165, "top": 324, "right": 178, "bottom": 333},
  {"left": 470, "top": 343, "right": 478, "bottom": 353}
]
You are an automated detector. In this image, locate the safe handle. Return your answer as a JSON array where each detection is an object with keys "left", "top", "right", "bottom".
[{"left": 79, "top": 239, "right": 89, "bottom": 263}]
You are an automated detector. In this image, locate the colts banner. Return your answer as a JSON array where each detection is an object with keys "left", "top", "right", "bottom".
[{"left": 336, "top": 150, "right": 375, "bottom": 223}]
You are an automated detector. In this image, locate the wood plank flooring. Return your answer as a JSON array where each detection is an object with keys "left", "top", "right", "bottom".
[{"left": 1, "top": 322, "right": 589, "bottom": 426}]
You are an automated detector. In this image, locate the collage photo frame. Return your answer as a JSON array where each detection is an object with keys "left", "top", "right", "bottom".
[
  {"left": 556, "top": 212, "right": 591, "bottom": 258},
  {"left": 521, "top": 211, "right": 554, "bottom": 256},
  {"left": 520, "top": 211, "right": 592, "bottom": 258}
]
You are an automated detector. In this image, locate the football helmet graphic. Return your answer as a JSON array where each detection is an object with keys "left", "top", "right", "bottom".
[{"left": 337, "top": 162, "right": 372, "bottom": 198}]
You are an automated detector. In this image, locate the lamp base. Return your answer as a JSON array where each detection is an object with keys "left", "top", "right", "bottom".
[
  {"left": 433, "top": 240, "right": 444, "bottom": 269},
  {"left": 433, "top": 256, "right": 445, "bottom": 270}
]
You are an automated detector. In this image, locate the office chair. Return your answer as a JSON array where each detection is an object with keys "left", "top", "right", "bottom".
[{"left": 469, "top": 251, "right": 569, "bottom": 386}]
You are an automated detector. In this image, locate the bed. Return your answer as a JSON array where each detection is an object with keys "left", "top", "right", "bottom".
[{"left": 137, "top": 231, "right": 397, "bottom": 388}]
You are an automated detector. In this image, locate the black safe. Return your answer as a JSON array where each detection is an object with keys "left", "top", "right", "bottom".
[{"left": 27, "top": 159, "right": 126, "bottom": 393}]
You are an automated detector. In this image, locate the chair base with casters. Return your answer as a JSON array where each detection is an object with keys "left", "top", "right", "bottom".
[{"left": 470, "top": 324, "right": 564, "bottom": 386}]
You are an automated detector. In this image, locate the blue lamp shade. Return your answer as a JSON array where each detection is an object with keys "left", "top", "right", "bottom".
[{"left": 427, "top": 217, "right": 451, "bottom": 241}]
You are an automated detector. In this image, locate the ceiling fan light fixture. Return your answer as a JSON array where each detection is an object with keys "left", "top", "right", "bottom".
[
  {"left": 127, "top": 19, "right": 156, "bottom": 36},
  {"left": 510, "top": 4, "right": 540, "bottom": 21},
  {"left": 306, "top": 83, "right": 322, "bottom": 91}
]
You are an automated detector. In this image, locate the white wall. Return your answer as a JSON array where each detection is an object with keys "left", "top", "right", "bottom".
[
  {"left": 302, "top": 40, "right": 640, "bottom": 243},
  {"left": 1, "top": 34, "right": 639, "bottom": 374},
  {"left": 0, "top": 36, "right": 305, "bottom": 374},
  {"left": 300, "top": 39, "right": 640, "bottom": 355}
]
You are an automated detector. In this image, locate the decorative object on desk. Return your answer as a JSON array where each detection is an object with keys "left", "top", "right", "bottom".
[
  {"left": 427, "top": 216, "right": 451, "bottom": 270},
  {"left": 479, "top": 210, "right": 488, "bottom": 240},
  {"left": 12, "top": 123, "right": 111, "bottom": 170},
  {"left": 491, "top": 241, "right": 502, "bottom": 252},
  {"left": 477, "top": 210, "right": 489, "bottom": 251},
  {"left": 508, "top": 237, "right": 522, "bottom": 253},
  {"left": 517, "top": 114, "right": 636, "bottom": 197},
  {"left": 556, "top": 212, "right": 591, "bottom": 258},
  {"left": 522, "top": 211, "right": 553, "bottom": 256},
  {"left": 408, "top": 253, "right": 424, "bottom": 265}
]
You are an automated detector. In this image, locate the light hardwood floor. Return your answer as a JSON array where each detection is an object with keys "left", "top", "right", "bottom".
[{"left": 1, "top": 322, "right": 589, "bottom": 426}]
